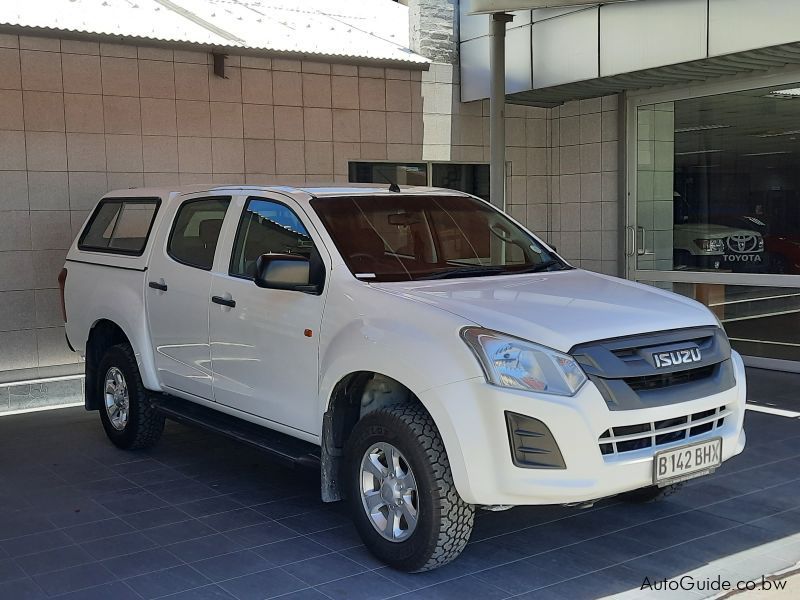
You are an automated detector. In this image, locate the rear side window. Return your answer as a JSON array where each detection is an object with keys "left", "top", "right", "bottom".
[
  {"left": 79, "top": 198, "right": 159, "bottom": 255},
  {"left": 168, "top": 197, "right": 230, "bottom": 270}
]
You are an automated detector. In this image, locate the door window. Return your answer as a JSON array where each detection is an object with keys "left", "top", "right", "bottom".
[
  {"left": 229, "top": 198, "right": 316, "bottom": 279},
  {"left": 168, "top": 197, "right": 230, "bottom": 270}
]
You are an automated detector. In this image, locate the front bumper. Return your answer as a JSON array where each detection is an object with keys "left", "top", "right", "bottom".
[{"left": 420, "top": 351, "right": 747, "bottom": 506}]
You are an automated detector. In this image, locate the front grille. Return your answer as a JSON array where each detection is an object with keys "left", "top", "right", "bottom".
[
  {"left": 599, "top": 405, "right": 728, "bottom": 456},
  {"left": 625, "top": 364, "right": 716, "bottom": 392},
  {"left": 570, "top": 326, "right": 735, "bottom": 411}
]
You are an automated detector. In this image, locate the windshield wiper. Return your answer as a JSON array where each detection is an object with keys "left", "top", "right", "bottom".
[
  {"left": 418, "top": 266, "right": 506, "bottom": 280},
  {"left": 510, "top": 260, "right": 568, "bottom": 274}
]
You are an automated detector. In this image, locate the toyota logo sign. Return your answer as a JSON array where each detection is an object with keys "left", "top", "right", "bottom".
[{"left": 726, "top": 234, "right": 759, "bottom": 254}]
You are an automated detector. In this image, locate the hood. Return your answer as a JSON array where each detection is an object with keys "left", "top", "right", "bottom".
[
  {"left": 371, "top": 269, "right": 717, "bottom": 352},
  {"left": 675, "top": 223, "right": 762, "bottom": 238}
]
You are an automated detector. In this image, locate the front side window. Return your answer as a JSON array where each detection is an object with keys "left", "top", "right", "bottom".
[
  {"left": 229, "top": 198, "right": 316, "bottom": 279},
  {"left": 168, "top": 197, "right": 230, "bottom": 270},
  {"left": 311, "top": 195, "right": 567, "bottom": 282},
  {"left": 79, "top": 198, "right": 159, "bottom": 255}
]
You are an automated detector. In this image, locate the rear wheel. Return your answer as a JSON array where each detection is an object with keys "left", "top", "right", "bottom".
[
  {"left": 97, "top": 343, "right": 165, "bottom": 450},
  {"left": 619, "top": 482, "right": 683, "bottom": 503},
  {"left": 345, "top": 404, "right": 474, "bottom": 572}
]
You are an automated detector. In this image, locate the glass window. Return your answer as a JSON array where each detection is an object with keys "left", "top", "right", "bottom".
[
  {"left": 640, "top": 281, "right": 800, "bottom": 363},
  {"left": 311, "top": 194, "right": 565, "bottom": 282},
  {"left": 168, "top": 197, "right": 230, "bottom": 270},
  {"left": 348, "top": 162, "right": 492, "bottom": 201},
  {"left": 431, "top": 163, "right": 490, "bottom": 201},
  {"left": 349, "top": 162, "right": 427, "bottom": 186},
  {"left": 635, "top": 82, "right": 800, "bottom": 275},
  {"left": 230, "top": 198, "right": 315, "bottom": 279},
  {"left": 79, "top": 198, "right": 159, "bottom": 255}
]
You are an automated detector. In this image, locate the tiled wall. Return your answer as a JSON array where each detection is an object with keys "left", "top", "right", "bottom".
[
  {"left": 547, "top": 95, "right": 622, "bottom": 277},
  {"left": 0, "top": 32, "right": 624, "bottom": 394}
]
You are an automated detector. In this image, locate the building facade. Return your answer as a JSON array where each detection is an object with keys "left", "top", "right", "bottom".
[
  {"left": 460, "top": 0, "right": 800, "bottom": 372},
  {"left": 1, "top": 0, "right": 798, "bottom": 411}
]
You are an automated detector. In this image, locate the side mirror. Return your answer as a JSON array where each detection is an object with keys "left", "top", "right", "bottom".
[{"left": 254, "top": 254, "right": 319, "bottom": 294}]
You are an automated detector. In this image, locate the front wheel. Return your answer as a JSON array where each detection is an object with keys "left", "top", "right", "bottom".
[
  {"left": 97, "top": 343, "right": 165, "bottom": 450},
  {"left": 345, "top": 404, "right": 474, "bottom": 572}
]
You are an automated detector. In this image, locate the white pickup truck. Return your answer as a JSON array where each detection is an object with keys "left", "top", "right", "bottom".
[{"left": 61, "top": 184, "right": 747, "bottom": 572}]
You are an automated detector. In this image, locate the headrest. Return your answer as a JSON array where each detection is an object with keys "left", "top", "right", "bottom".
[{"left": 199, "top": 219, "right": 223, "bottom": 244}]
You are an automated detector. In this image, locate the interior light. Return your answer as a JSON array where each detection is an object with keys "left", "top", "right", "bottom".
[
  {"left": 674, "top": 124, "right": 731, "bottom": 133},
  {"left": 768, "top": 88, "right": 800, "bottom": 98},
  {"left": 756, "top": 129, "right": 800, "bottom": 138},
  {"left": 741, "top": 151, "right": 792, "bottom": 157},
  {"left": 674, "top": 149, "right": 723, "bottom": 156}
]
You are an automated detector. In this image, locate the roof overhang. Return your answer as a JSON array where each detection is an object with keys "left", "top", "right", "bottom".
[
  {"left": 0, "top": 24, "right": 430, "bottom": 70},
  {"left": 506, "top": 43, "right": 800, "bottom": 107},
  {"left": 0, "top": 0, "right": 429, "bottom": 69},
  {"left": 467, "top": 0, "right": 639, "bottom": 15}
]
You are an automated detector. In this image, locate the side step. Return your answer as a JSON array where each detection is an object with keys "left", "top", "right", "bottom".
[{"left": 151, "top": 396, "right": 320, "bottom": 469}]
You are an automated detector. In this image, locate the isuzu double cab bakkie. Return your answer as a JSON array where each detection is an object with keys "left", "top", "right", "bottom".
[{"left": 61, "top": 184, "right": 747, "bottom": 572}]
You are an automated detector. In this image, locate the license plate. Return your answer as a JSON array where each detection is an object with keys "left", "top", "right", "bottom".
[{"left": 653, "top": 438, "right": 722, "bottom": 486}]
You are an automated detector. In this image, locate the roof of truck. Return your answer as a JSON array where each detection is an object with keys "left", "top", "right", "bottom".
[{"left": 104, "top": 184, "right": 469, "bottom": 202}]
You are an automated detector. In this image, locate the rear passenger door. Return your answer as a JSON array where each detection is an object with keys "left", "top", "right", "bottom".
[{"left": 147, "top": 196, "right": 231, "bottom": 400}]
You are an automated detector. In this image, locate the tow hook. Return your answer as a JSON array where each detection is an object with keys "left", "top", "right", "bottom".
[
  {"left": 563, "top": 501, "right": 596, "bottom": 509},
  {"left": 481, "top": 505, "right": 514, "bottom": 512}
]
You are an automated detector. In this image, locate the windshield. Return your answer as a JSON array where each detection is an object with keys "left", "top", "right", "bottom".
[{"left": 310, "top": 195, "right": 568, "bottom": 282}]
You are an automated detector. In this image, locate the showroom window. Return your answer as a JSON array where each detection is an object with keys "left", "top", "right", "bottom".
[
  {"left": 349, "top": 162, "right": 490, "bottom": 201},
  {"left": 634, "top": 84, "right": 800, "bottom": 276},
  {"left": 631, "top": 80, "right": 800, "bottom": 364}
]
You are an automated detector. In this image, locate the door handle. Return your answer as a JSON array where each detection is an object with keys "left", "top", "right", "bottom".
[
  {"left": 148, "top": 281, "right": 168, "bottom": 292},
  {"left": 211, "top": 295, "right": 236, "bottom": 308},
  {"left": 636, "top": 226, "right": 656, "bottom": 257}
]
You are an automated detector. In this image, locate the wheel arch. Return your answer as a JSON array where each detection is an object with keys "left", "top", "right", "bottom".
[
  {"left": 320, "top": 370, "right": 431, "bottom": 502},
  {"left": 84, "top": 317, "right": 163, "bottom": 410}
]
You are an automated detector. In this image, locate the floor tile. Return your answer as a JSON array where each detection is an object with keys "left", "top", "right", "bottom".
[
  {"left": 125, "top": 564, "right": 211, "bottom": 599},
  {"left": 82, "top": 529, "right": 160, "bottom": 560},
  {"left": 218, "top": 567, "right": 307, "bottom": 600},
  {"left": 33, "top": 562, "right": 116, "bottom": 596},
  {"left": 282, "top": 553, "right": 366, "bottom": 586},
  {"left": 16, "top": 544, "right": 95, "bottom": 576},
  {"left": 316, "top": 571, "right": 407, "bottom": 600},
  {"left": 191, "top": 549, "right": 274, "bottom": 582},
  {"left": 251, "top": 537, "right": 331, "bottom": 567},
  {"left": 100, "top": 547, "right": 183, "bottom": 579}
]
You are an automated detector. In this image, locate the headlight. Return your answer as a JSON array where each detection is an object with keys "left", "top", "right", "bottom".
[
  {"left": 694, "top": 238, "right": 725, "bottom": 253},
  {"left": 461, "top": 327, "right": 586, "bottom": 396}
]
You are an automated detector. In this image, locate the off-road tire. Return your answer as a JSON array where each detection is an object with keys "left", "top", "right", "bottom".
[
  {"left": 345, "top": 403, "right": 474, "bottom": 572},
  {"left": 97, "top": 343, "right": 165, "bottom": 450},
  {"left": 619, "top": 482, "right": 683, "bottom": 503}
]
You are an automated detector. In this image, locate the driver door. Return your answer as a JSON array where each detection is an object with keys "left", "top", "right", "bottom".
[{"left": 209, "top": 196, "right": 328, "bottom": 435}]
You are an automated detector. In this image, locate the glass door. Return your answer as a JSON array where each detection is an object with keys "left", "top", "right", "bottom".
[{"left": 626, "top": 77, "right": 800, "bottom": 366}]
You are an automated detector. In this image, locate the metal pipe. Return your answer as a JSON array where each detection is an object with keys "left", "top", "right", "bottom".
[{"left": 489, "top": 12, "right": 513, "bottom": 210}]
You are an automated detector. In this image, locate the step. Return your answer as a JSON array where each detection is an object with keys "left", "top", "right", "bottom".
[{"left": 151, "top": 396, "right": 321, "bottom": 469}]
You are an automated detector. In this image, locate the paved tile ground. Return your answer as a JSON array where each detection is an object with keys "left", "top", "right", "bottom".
[{"left": 0, "top": 368, "right": 798, "bottom": 600}]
